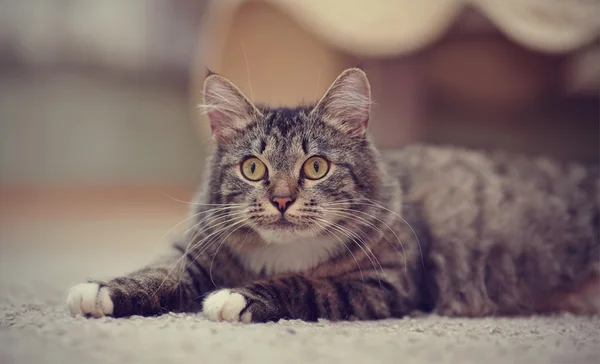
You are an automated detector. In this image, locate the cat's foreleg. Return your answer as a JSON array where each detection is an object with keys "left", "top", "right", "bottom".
[
  {"left": 67, "top": 247, "right": 215, "bottom": 318},
  {"left": 203, "top": 274, "right": 414, "bottom": 323}
]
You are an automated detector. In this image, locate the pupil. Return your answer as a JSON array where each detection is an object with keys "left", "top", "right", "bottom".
[
  {"left": 313, "top": 160, "right": 319, "bottom": 172},
  {"left": 250, "top": 162, "right": 256, "bottom": 174}
]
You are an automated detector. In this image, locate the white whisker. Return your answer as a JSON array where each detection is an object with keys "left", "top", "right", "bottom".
[
  {"left": 321, "top": 208, "right": 409, "bottom": 278},
  {"left": 315, "top": 217, "right": 383, "bottom": 286},
  {"left": 175, "top": 217, "right": 250, "bottom": 295},
  {"left": 153, "top": 212, "right": 247, "bottom": 296},
  {"left": 157, "top": 190, "right": 245, "bottom": 207},
  {"left": 175, "top": 210, "right": 247, "bottom": 283},
  {"left": 313, "top": 219, "right": 364, "bottom": 284},
  {"left": 183, "top": 218, "right": 250, "bottom": 283},
  {"left": 314, "top": 65, "right": 321, "bottom": 102},
  {"left": 240, "top": 39, "right": 254, "bottom": 102},
  {"left": 209, "top": 220, "right": 250, "bottom": 288},
  {"left": 322, "top": 198, "right": 425, "bottom": 269},
  {"left": 161, "top": 205, "right": 243, "bottom": 241}
]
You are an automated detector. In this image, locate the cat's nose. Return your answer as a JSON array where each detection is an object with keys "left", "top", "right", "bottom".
[{"left": 271, "top": 196, "right": 295, "bottom": 213}]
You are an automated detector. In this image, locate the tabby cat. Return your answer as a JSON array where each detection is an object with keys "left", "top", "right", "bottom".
[{"left": 67, "top": 68, "right": 599, "bottom": 322}]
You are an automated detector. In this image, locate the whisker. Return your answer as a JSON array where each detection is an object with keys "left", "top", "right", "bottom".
[
  {"left": 153, "top": 212, "right": 248, "bottom": 296},
  {"left": 313, "top": 219, "right": 365, "bottom": 284},
  {"left": 175, "top": 217, "right": 250, "bottom": 295},
  {"left": 183, "top": 218, "right": 250, "bottom": 287},
  {"left": 237, "top": 223, "right": 257, "bottom": 250},
  {"left": 161, "top": 205, "right": 243, "bottom": 241},
  {"left": 157, "top": 190, "right": 245, "bottom": 207},
  {"left": 184, "top": 209, "right": 248, "bottom": 242},
  {"left": 322, "top": 198, "right": 425, "bottom": 269},
  {"left": 240, "top": 39, "right": 254, "bottom": 102},
  {"left": 320, "top": 208, "right": 409, "bottom": 278},
  {"left": 209, "top": 220, "right": 250, "bottom": 288},
  {"left": 314, "top": 64, "right": 321, "bottom": 102},
  {"left": 174, "top": 210, "right": 247, "bottom": 285},
  {"left": 186, "top": 217, "right": 250, "bottom": 265},
  {"left": 315, "top": 217, "right": 383, "bottom": 286},
  {"left": 176, "top": 210, "right": 248, "bottom": 274}
]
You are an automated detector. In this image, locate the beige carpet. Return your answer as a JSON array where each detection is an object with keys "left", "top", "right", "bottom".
[{"left": 1, "top": 191, "right": 599, "bottom": 364}]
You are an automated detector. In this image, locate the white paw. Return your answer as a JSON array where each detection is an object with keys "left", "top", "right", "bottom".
[
  {"left": 67, "top": 283, "right": 114, "bottom": 318},
  {"left": 202, "top": 289, "right": 251, "bottom": 323}
]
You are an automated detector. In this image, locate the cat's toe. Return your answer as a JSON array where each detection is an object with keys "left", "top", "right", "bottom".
[
  {"left": 67, "top": 283, "right": 114, "bottom": 318},
  {"left": 202, "top": 289, "right": 250, "bottom": 323}
]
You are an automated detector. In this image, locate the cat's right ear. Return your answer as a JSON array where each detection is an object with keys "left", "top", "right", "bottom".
[{"left": 201, "top": 74, "right": 261, "bottom": 144}]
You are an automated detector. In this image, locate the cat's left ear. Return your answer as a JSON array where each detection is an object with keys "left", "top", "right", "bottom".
[
  {"left": 201, "top": 73, "right": 262, "bottom": 144},
  {"left": 311, "top": 68, "right": 371, "bottom": 138}
]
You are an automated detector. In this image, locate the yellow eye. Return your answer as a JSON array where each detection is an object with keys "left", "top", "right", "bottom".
[
  {"left": 241, "top": 157, "right": 267, "bottom": 181},
  {"left": 303, "top": 156, "right": 329, "bottom": 180}
]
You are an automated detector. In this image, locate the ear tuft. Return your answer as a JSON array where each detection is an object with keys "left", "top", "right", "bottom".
[
  {"left": 311, "top": 68, "right": 372, "bottom": 137},
  {"left": 200, "top": 74, "right": 260, "bottom": 144},
  {"left": 205, "top": 68, "right": 218, "bottom": 77}
]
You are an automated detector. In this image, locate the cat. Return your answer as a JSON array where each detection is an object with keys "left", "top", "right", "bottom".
[{"left": 67, "top": 68, "right": 600, "bottom": 322}]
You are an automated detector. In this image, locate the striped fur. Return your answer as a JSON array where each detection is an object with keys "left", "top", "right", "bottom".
[{"left": 68, "top": 69, "right": 599, "bottom": 321}]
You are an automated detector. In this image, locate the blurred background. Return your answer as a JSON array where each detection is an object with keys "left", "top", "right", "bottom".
[{"left": 0, "top": 0, "right": 598, "bottom": 224}]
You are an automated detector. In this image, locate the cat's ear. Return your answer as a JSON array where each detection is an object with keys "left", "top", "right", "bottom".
[
  {"left": 201, "top": 73, "right": 262, "bottom": 144},
  {"left": 311, "top": 68, "right": 371, "bottom": 138}
]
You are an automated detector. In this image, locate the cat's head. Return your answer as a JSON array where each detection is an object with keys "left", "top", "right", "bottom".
[{"left": 200, "top": 68, "right": 382, "bottom": 244}]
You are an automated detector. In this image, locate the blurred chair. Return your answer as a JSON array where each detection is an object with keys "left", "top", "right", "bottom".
[{"left": 191, "top": 0, "right": 599, "bottom": 161}]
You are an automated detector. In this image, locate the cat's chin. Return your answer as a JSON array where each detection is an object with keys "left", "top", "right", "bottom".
[{"left": 255, "top": 225, "right": 318, "bottom": 245}]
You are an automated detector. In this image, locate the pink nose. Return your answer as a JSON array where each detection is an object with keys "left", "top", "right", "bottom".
[{"left": 271, "top": 196, "right": 294, "bottom": 212}]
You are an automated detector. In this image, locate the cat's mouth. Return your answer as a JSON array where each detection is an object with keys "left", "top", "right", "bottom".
[{"left": 267, "top": 217, "right": 296, "bottom": 229}]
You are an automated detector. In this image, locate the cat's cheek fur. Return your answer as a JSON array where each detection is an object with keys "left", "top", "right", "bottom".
[
  {"left": 67, "top": 283, "right": 114, "bottom": 318},
  {"left": 203, "top": 289, "right": 252, "bottom": 323}
]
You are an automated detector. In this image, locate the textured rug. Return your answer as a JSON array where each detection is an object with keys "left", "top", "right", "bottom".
[{"left": 1, "top": 209, "right": 599, "bottom": 364}]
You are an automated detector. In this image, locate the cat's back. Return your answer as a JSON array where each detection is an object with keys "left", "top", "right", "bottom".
[
  {"left": 382, "top": 144, "right": 599, "bottom": 241},
  {"left": 382, "top": 144, "right": 599, "bottom": 315},
  {"left": 382, "top": 144, "right": 599, "bottom": 214}
]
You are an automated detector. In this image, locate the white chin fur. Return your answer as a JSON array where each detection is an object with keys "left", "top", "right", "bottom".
[{"left": 255, "top": 227, "right": 316, "bottom": 244}]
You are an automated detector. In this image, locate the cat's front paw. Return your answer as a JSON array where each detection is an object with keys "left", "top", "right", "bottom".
[
  {"left": 67, "top": 283, "right": 114, "bottom": 318},
  {"left": 202, "top": 289, "right": 252, "bottom": 323}
]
